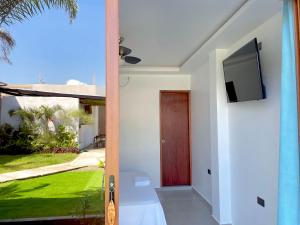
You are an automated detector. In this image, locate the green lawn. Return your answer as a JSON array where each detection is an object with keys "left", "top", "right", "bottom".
[
  {"left": 0, "top": 170, "right": 104, "bottom": 219},
  {"left": 0, "top": 153, "right": 78, "bottom": 174}
]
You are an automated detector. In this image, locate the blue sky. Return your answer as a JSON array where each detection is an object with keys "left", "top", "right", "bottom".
[{"left": 0, "top": 0, "right": 105, "bottom": 86}]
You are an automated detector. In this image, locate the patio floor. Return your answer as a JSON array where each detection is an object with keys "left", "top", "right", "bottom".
[{"left": 156, "top": 189, "right": 219, "bottom": 225}]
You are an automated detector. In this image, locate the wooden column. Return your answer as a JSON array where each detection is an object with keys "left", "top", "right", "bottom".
[{"left": 105, "top": 0, "right": 119, "bottom": 225}]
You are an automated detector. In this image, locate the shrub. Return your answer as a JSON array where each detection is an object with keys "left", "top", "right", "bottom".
[
  {"left": 0, "top": 104, "right": 91, "bottom": 155},
  {"left": 56, "top": 125, "right": 78, "bottom": 148},
  {"left": 0, "top": 123, "right": 34, "bottom": 154},
  {"left": 98, "top": 160, "right": 105, "bottom": 168},
  {"left": 32, "top": 125, "right": 79, "bottom": 153},
  {"left": 43, "top": 147, "right": 80, "bottom": 154}
]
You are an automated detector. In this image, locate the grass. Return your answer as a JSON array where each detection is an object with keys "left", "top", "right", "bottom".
[
  {"left": 0, "top": 170, "right": 104, "bottom": 219},
  {"left": 0, "top": 153, "right": 78, "bottom": 174}
]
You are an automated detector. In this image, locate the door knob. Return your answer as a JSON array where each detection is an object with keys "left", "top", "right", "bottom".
[{"left": 161, "top": 139, "right": 166, "bottom": 144}]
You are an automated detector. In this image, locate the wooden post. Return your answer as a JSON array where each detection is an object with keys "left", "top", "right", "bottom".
[{"left": 105, "top": 0, "right": 119, "bottom": 225}]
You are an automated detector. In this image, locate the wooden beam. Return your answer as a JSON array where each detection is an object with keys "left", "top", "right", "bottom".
[{"left": 105, "top": 0, "right": 119, "bottom": 225}]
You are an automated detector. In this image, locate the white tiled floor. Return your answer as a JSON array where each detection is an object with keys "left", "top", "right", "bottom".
[{"left": 156, "top": 189, "right": 219, "bottom": 225}]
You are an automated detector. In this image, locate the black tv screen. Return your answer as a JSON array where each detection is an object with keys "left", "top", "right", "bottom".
[{"left": 223, "top": 38, "right": 265, "bottom": 103}]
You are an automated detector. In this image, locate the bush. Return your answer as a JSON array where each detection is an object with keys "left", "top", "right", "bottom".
[
  {"left": 56, "top": 125, "right": 78, "bottom": 148},
  {"left": 0, "top": 104, "right": 89, "bottom": 155},
  {"left": 0, "top": 123, "right": 34, "bottom": 155},
  {"left": 32, "top": 125, "right": 79, "bottom": 153},
  {"left": 98, "top": 160, "right": 105, "bottom": 168},
  {"left": 43, "top": 147, "right": 80, "bottom": 154}
]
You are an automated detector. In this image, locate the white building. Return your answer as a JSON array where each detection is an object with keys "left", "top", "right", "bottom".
[{"left": 0, "top": 82, "right": 106, "bottom": 149}]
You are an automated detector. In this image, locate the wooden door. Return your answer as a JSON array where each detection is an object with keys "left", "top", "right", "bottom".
[
  {"left": 160, "top": 91, "right": 191, "bottom": 186},
  {"left": 105, "top": 0, "right": 119, "bottom": 225}
]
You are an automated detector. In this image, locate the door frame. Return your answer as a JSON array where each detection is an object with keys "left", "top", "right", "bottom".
[
  {"left": 159, "top": 90, "right": 192, "bottom": 187},
  {"left": 105, "top": 0, "right": 119, "bottom": 224}
]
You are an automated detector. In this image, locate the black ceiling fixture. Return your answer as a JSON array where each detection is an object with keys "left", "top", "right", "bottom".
[{"left": 119, "top": 37, "right": 141, "bottom": 64}]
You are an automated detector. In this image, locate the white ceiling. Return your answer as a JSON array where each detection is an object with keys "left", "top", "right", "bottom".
[{"left": 120, "top": 0, "right": 281, "bottom": 67}]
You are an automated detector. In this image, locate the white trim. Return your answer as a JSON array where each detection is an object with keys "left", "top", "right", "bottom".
[
  {"left": 192, "top": 187, "right": 232, "bottom": 225},
  {"left": 120, "top": 66, "right": 180, "bottom": 73},
  {"left": 157, "top": 186, "right": 193, "bottom": 191},
  {"left": 192, "top": 185, "right": 212, "bottom": 205},
  {"left": 212, "top": 214, "right": 221, "bottom": 225},
  {"left": 211, "top": 214, "right": 231, "bottom": 225}
]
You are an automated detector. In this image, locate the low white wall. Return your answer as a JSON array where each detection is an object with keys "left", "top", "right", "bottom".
[
  {"left": 79, "top": 106, "right": 100, "bottom": 149},
  {"left": 120, "top": 74, "right": 190, "bottom": 187},
  {"left": 79, "top": 125, "right": 95, "bottom": 148}
]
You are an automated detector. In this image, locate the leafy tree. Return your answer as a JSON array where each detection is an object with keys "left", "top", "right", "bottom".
[
  {"left": 10, "top": 104, "right": 91, "bottom": 134},
  {"left": 0, "top": 0, "right": 78, "bottom": 63}
]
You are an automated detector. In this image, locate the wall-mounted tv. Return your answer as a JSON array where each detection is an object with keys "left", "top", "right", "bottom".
[{"left": 223, "top": 38, "right": 265, "bottom": 103}]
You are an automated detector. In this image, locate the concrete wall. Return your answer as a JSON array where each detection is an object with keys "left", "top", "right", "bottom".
[{"left": 120, "top": 74, "right": 190, "bottom": 188}]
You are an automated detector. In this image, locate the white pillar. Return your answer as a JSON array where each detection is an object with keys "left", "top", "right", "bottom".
[{"left": 209, "top": 49, "right": 232, "bottom": 224}]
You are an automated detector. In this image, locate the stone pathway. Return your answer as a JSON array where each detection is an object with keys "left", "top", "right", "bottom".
[{"left": 0, "top": 148, "right": 105, "bottom": 183}]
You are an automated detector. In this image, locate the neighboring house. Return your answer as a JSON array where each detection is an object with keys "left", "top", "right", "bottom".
[{"left": 0, "top": 82, "right": 106, "bottom": 149}]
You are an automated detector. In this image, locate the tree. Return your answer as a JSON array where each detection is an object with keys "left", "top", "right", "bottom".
[
  {"left": 0, "top": 0, "right": 78, "bottom": 63},
  {"left": 10, "top": 104, "right": 93, "bottom": 134}
]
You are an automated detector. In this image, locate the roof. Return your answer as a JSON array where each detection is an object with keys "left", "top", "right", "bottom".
[{"left": 0, "top": 86, "right": 105, "bottom": 106}]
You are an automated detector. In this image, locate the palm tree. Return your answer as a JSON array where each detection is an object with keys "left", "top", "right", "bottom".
[{"left": 0, "top": 0, "right": 78, "bottom": 63}]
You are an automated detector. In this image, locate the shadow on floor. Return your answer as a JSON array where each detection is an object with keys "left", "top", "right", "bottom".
[{"left": 0, "top": 216, "right": 104, "bottom": 225}]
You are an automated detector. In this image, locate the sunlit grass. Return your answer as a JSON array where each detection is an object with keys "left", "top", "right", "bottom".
[
  {"left": 0, "top": 153, "right": 77, "bottom": 174},
  {"left": 0, "top": 170, "right": 104, "bottom": 219}
]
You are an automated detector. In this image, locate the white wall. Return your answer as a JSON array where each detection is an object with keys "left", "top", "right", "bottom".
[
  {"left": 0, "top": 96, "right": 79, "bottom": 128},
  {"left": 120, "top": 74, "right": 190, "bottom": 187},
  {"left": 190, "top": 12, "right": 281, "bottom": 225},
  {"left": 191, "top": 61, "right": 212, "bottom": 203},
  {"left": 226, "top": 13, "right": 281, "bottom": 225},
  {"left": 79, "top": 106, "right": 101, "bottom": 149},
  {"left": 209, "top": 49, "right": 232, "bottom": 224},
  {"left": 79, "top": 125, "right": 95, "bottom": 148}
]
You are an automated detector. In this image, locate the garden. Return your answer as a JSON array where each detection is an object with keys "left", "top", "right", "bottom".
[
  {"left": 0, "top": 105, "right": 91, "bottom": 155},
  {"left": 0, "top": 104, "right": 105, "bottom": 221}
]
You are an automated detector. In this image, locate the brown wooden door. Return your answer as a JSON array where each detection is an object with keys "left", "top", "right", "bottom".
[{"left": 160, "top": 91, "right": 191, "bottom": 186}]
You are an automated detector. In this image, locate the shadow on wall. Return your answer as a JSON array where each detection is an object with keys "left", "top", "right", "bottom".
[{"left": 0, "top": 96, "right": 21, "bottom": 128}]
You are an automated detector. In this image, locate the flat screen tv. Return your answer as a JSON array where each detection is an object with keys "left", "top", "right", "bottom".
[{"left": 223, "top": 38, "right": 265, "bottom": 103}]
